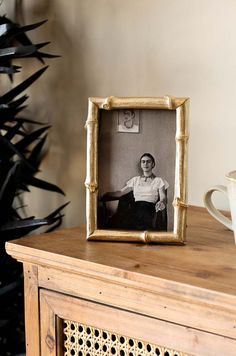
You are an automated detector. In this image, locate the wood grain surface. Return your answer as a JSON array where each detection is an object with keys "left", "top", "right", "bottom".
[{"left": 6, "top": 206, "right": 236, "bottom": 295}]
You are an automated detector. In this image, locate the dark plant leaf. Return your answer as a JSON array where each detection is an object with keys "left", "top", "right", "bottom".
[
  {"left": 9, "top": 207, "right": 22, "bottom": 220},
  {"left": 0, "top": 208, "right": 66, "bottom": 238},
  {"left": 0, "top": 220, "right": 51, "bottom": 239},
  {"left": 17, "top": 183, "right": 31, "bottom": 193},
  {"left": 45, "top": 202, "right": 70, "bottom": 220},
  {"left": 0, "top": 217, "right": 50, "bottom": 231},
  {"left": 12, "top": 22, "right": 50, "bottom": 64},
  {"left": 5, "top": 116, "right": 45, "bottom": 125},
  {"left": 1, "top": 204, "right": 68, "bottom": 233},
  {"left": 0, "top": 18, "right": 55, "bottom": 64},
  {"left": 24, "top": 176, "right": 65, "bottom": 195},
  {"left": 0, "top": 66, "right": 48, "bottom": 105},
  {"left": 16, "top": 19, "right": 48, "bottom": 33},
  {"left": 0, "top": 43, "right": 50, "bottom": 59},
  {"left": 45, "top": 215, "right": 64, "bottom": 233},
  {"left": 0, "top": 15, "right": 67, "bottom": 244},
  {"left": 0, "top": 123, "right": 25, "bottom": 135},
  {"left": 7, "top": 94, "right": 28, "bottom": 108},
  {"left": 0, "top": 15, "right": 67, "bottom": 355},
  {"left": 0, "top": 15, "right": 11, "bottom": 25},
  {"left": 15, "top": 125, "right": 50, "bottom": 152},
  {"left": 0, "top": 23, "right": 12, "bottom": 37},
  {"left": 0, "top": 162, "right": 19, "bottom": 224},
  {"left": 0, "top": 123, "right": 26, "bottom": 136},
  {"left": 0, "top": 19, "right": 48, "bottom": 44},
  {"left": 27, "top": 134, "right": 47, "bottom": 169},
  {"left": 25, "top": 52, "right": 60, "bottom": 59},
  {"left": 0, "top": 136, "right": 37, "bottom": 176},
  {"left": 4, "top": 122, "right": 24, "bottom": 140},
  {"left": 0, "top": 105, "right": 27, "bottom": 120},
  {"left": 0, "top": 134, "right": 28, "bottom": 162},
  {"left": 0, "top": 65, "right": 21, "bottom": 74}
]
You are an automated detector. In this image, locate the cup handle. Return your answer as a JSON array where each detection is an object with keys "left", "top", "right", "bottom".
[{"left": 203, "top": 185, "right": 232, "bottom": 230}]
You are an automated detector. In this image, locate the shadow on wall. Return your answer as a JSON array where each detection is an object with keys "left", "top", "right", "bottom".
[{"left": 17, "top": 1, "right": 89, "bottom": 228}]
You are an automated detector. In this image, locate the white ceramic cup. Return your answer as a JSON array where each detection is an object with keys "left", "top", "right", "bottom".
[{"left": 204, "top": 170, "right": 236, "bottom": 244}]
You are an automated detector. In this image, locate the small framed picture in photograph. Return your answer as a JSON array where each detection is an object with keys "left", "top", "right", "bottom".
[
  {"left": 85, "top": 96, "right": 189, "bottom": 244},
  {"left": 117, "top": 109, "right": 140, "bottom": 133}
]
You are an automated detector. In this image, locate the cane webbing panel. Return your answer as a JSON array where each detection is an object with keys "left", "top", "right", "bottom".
[{"left": 63, "top": 320, "right": 189, "bottom": 356}]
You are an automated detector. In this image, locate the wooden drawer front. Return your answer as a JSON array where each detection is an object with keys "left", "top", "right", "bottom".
[
  {"left": 40, "top": 289, "right": 236, "bottom": 356},
  {"left": 38, "top": 266, "right": 236, "bottom": 340}
]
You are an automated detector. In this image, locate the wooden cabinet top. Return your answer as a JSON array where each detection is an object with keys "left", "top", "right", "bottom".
[{"left": 5, "top": 206, "right": 236, "bottom": 297}]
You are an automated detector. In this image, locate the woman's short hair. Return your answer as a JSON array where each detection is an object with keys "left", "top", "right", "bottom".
[
  {"left": 140, "top": 153, "right": 155, "bottom": 167},
  {"left": 124, "top": 109, "right": 135, "bottom": 117}
]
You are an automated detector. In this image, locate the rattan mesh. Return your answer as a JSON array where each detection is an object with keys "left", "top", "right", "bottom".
[{"left": 63, "top": 320, "right": 189, "bottom": 356}]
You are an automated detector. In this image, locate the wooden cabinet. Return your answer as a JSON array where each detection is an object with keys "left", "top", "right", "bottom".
[{"left": 6, "top": 207, "right": 236, "bottom": 356}]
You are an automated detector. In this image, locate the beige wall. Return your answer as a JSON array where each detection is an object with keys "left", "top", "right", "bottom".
[{"left": 2, "top": 0, "right": 235, "bottom": 228}]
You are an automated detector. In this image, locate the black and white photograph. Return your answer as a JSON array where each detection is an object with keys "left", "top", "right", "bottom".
[
  {"left": 97, "top": 109, "right": 176, "bottom": 232},
  {"left": 117, "top": 109, "right": 140, "bottom": 133}
]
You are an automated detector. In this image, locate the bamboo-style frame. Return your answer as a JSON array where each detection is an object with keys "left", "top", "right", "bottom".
[{"left": 85, "top": 96, "right": 189, "bottom": 244}]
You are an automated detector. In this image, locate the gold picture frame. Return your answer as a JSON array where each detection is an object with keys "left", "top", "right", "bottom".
[{"left": 85, "top": 96, "right": 189, "bottom": 244}]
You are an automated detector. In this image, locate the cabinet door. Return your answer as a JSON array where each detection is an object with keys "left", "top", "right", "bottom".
[{"left": 40, "top": 289, "right": 236, "bottom": 356}]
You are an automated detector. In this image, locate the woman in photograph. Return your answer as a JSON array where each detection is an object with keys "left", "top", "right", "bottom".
[{"left": 101, "top": 153, "right": 169, "bottom": 231}]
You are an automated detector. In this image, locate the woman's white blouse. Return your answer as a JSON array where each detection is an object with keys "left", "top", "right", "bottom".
[{"left": 121, "top": 176, "right": 169, "bottom": 203}]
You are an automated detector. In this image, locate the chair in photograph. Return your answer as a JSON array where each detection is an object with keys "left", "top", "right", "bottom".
[{"left": 99, "top": 190, "right": 168, "bottom": 231}]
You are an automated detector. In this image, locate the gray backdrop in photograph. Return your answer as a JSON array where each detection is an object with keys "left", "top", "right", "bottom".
[{"left": 98, "top": 109, "right": 176, "bottom": 230}]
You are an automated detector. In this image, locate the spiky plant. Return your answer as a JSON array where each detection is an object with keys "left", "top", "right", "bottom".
[{"left": 0, "top": 15, "right": 68, "bottom": 354}]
